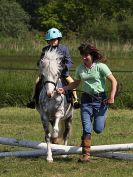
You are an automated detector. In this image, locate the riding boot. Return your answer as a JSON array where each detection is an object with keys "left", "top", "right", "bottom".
[
  {"left": 27, "top": 78, "right": 42, "bottom": 109},
  {"left": 27, "top": 100, "right": 36, "bottom": 109},
  {"left": 78, "top": 134, "right": 91, "bottom": 163}
]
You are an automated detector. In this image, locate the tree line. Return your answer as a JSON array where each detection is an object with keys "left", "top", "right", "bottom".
[{"left": 0, "top": 0, "right": 133, "bottom": 41}]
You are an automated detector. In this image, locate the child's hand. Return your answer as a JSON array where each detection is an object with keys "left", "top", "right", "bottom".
[{"left": 57, "top": 88, "right": 65, "bottom": 94}]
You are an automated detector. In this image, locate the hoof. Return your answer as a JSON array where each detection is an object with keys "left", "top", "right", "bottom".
[
  {"left": 46, "top": 158, "right": 53, "bottom": 163},
  {"left": 47, "top": 160, "right": 53, "bottom": 163},
  {"left": 61, "top": 154, "right": 67, "bottom": 158},
  {"left": 51, "top": 137, "right": 58, "bottom": 144}
]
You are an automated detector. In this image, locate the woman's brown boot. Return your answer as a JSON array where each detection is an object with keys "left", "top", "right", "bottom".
[{"left": 78, "top": 134, "right": 91, "bottom": 163}]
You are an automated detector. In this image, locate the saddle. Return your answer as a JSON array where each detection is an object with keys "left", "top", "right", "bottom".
[{"left": 34, "top": 78, "right": 43, "bottom": 104}]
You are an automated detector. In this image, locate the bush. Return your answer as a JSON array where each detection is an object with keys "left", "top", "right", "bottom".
[
  {"left": 118, "top": 16, "right": 133, "bottom": 42},
  {"left": 80, "top": 16, "right": 118, "bottom": 41},
  {"left": 80, "top": 15, "right": 133, "bottom": 42}
]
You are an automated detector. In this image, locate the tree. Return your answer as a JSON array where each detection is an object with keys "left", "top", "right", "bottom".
[
  {"left": 16, "top": 0, "right": 48, "bottom": 30},
  {"left": 37, "top": 0, "right": 88, "bottom": 33},
  {"left": 0, "top": 0, "right": 30, "bottom": 37}
]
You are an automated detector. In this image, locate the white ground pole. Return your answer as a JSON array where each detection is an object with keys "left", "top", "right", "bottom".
[{"left": 0, "top": 137, "right": 133, "bottom": 160}]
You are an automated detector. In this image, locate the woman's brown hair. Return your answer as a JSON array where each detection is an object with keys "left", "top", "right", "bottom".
[{"left": 78, "top": 42, "right": 107, "bottom": 63}]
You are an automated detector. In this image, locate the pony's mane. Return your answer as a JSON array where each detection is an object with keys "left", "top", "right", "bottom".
[{"left": 40, "top": 49, "right": 62, "bottom": 77}]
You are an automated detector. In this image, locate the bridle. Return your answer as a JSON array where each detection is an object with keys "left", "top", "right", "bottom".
[
  {"left": 42, "top": 74, "right": 61, "bottom": 97},
  {"left": 42, "top": 78, "right": 64, "bottom": 109},
  {"left": 43, "top": 80, "right": 57, "bottom": 88}
]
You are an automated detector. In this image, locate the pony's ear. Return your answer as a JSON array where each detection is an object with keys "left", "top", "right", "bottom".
[{"left": 39, "top": 59, "right": 44, "bottom": 67}]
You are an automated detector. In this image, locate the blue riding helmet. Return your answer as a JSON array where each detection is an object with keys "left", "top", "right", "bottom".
[{"left": 45, "top": 28, "right": 62, "bottom": 41}]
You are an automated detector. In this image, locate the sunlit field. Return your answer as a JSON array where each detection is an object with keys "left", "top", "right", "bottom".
[{"left": 0, "top": 39, "right": 133, "bottom": 177}]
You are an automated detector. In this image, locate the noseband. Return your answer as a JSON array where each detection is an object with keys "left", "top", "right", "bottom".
[
  {"left": 43, "top": 79, "right": 63, "bottom": 108},
  {"left": 43, "top": 80, "right": 57, "bottom": 88}
]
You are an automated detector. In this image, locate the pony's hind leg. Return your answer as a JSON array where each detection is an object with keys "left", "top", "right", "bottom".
[
  {"left": 61, "top": 116, "right": 72, "bottom": 158},
  {"left": 63, "top": 116, "right": 72, "bottom": 146}
]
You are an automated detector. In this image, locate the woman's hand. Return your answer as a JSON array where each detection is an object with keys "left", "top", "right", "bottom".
[
  {"left": 103, "top": 97, "right": 114, "bottom": 105},
  {"left": 107, "top": 74, "right": 117, "bottom": 105},
  {"left": 107, "top": 97, "right": 115, "bottom": 104}
]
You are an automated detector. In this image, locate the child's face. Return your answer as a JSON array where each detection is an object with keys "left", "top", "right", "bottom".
[{"left": 49, "top": 38, "right": 59, "bottom": 46}]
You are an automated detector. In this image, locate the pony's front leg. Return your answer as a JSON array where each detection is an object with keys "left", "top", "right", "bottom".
[
  {"left": 51, "top": 111, "right": 63, "bottom": 143},
  {"left": 45, "top": 133, "right": 53, "bottom": 162},
  {"left": 52, "top": 117, "right": 60, "bottom": 138},
  {"left": 52, "top": 110, "right": 63, "bottom": 139},
  {"left": 41, "top": 115, "right": 53, "bottom": 162}
]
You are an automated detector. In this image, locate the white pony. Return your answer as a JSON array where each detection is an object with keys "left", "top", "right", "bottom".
[{"left": 36, "top": 49, "right": 73, "bottom": 162}]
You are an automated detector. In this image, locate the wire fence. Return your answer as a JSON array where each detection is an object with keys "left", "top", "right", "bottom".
[
  {"left": 0, "top": 67, "right": 133, "bottom": 72},
  {"left": 0, "top": 67, "right": 133, "bottom": 108},
  {"left": 0, "top": 67, "right": 133, "bottom": 94}
]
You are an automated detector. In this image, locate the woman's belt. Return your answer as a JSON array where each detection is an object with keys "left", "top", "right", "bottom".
[{"left": 82, "top": 92, "right": 105, "bottom": 97}]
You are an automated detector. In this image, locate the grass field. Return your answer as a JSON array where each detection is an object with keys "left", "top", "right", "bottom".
[
  {"left": 0, "top": 107, "right": 133, "bottom": 177},
  {"left": 0, "top": 38, "right": 132, "bottom": 176},
  {"left": 0, "top": 38, "right": 133, "bottom": 108}
]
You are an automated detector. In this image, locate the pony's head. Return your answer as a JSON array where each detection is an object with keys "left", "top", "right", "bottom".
[{"left": 39, "top": 49, "right": 63, "bottom": 97}]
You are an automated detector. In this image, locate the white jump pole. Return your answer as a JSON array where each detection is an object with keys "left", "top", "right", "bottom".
[{"left": 0, "top": 137, "right": 133, "bottom": 154}]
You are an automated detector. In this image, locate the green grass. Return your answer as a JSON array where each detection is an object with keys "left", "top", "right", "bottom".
[{"left": 0, "top": 107, "right": 133, "bottom": 177}]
